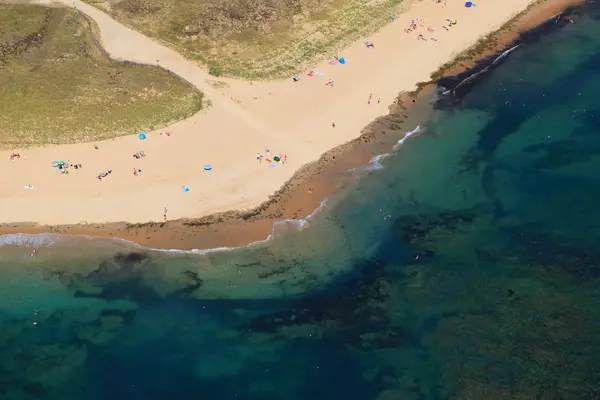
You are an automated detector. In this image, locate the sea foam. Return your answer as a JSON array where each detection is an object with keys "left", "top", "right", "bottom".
[{"left": 0, "top": 198, "right": 329, "bottom": 255}]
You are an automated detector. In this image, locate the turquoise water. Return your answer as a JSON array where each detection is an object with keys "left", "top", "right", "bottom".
[{"left": 2, "top": 5, "right": 600, "bottom": 398}]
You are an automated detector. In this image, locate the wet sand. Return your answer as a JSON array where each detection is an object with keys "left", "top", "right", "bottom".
[{"left": 0, "top": 0, "right": 585, "bottom": 251}]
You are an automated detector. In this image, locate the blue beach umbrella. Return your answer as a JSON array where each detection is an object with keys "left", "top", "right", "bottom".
[
  {"left": 203, "top": 164, "right": 212, "bottom": 172},
  {"left": 465, "top": 1, "right": 475, "bottom": 7},
  {"left": 339, "top": 57, "right": 346, "bottom": 64},
  {"left": 181, "top": 186, "right": 190, "bottom": 193},
  {"left": 138, "top": 133, "right": 147, "bottom": 140}
]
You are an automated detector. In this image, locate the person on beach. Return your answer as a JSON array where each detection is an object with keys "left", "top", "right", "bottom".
[
  {"left": 332, "top": 122, "right": 336, "bottom": 128},
  {"left": 164, "top": 207, "right": 167, "bottom": 221}
]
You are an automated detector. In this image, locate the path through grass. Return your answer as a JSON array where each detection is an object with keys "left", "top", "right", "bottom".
[{"left": 83, "top": 0, "right": 407, "bottom": 79}]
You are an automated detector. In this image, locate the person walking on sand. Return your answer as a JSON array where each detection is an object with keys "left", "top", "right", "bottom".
[
  {"left": 332, "top": 122, "right": 336, "bottom": 128},
  {"left": 164, "top": 207, "right": 167, "bottom": 221}
]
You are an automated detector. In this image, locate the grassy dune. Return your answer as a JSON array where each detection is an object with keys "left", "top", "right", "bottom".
[
  {"left": 0, "top": 4, "right": 203, "bottom": 149},
  {"left": 83, "top": 0, "right": 406, "bottom": 79}
]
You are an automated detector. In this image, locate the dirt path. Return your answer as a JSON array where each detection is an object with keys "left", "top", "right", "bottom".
[{"left": 36, "top": 0, "right": 271, "bottom": 135}]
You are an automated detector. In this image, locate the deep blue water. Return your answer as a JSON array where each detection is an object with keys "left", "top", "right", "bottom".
[{"left": 2, "top": 3, "right": 600, "bottom": 399}]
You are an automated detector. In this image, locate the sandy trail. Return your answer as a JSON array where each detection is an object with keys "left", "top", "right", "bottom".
[
  {"left": 3, "top": 0, "right": 538, "bottom": 225},
  {"left": 37, "top": 0, "right": 272, "bottom": 136}
]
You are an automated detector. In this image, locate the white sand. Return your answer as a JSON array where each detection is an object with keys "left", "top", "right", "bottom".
[{"left": 1, "top": 0, "right": 536, "bottom": 225}]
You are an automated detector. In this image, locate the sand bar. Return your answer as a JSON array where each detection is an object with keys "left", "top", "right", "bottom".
[{"left": 0, "top": 0, "right": 582, "bottom": 249}]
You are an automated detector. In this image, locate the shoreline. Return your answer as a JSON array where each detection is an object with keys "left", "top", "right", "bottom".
[{"left": 0, "top": 0, "right": 585, "bottom": 251}]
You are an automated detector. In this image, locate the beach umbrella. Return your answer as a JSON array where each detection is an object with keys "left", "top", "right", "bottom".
[
  {"left": 465, "top": 1, "right": 475, "bottom": 7},
  {"left": 52, "top": 161, "right": 59, "bottom": 167},
  {"left": 181, "top": 186, "right": 190, "bottom": 193},
  {"left": 203, "top": 164, "right": 212, "bottom": 172},
  {"left": 339, "top": 57, "right": 346, "bottom": 64},
  {"left": 138, "top": 133, "right": 147, "bottom": 140},
  {"left": 58, "top": 161, "right": 65, "bottom": 166},
  {"left": 273, "top": 156, "right": 281, "bottom": 162}
]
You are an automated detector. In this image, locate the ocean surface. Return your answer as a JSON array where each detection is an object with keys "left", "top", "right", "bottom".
[{"left": 2, "top": 4, "right": 600, "bottom": 399}]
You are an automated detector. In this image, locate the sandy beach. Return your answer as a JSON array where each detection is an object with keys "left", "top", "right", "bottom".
[{"left": 0, "top": 0, "right": 582, "bottom": 249}]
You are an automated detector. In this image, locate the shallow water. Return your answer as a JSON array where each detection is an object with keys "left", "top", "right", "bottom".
[{"left": 2, "top": 5, "right": 600, "bottom": 399}]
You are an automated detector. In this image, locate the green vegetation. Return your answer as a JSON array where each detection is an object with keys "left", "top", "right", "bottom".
[
  {"left": 83, "top": 0, "right": 406, "bottom": 79},
  {"left": 0, "top": 5, "right": 203, "bottom": 148}
]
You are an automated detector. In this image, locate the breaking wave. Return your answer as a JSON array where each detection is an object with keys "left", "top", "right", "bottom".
[{"left": 0, "top": 198, "right": 329, "bottom": 256}]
